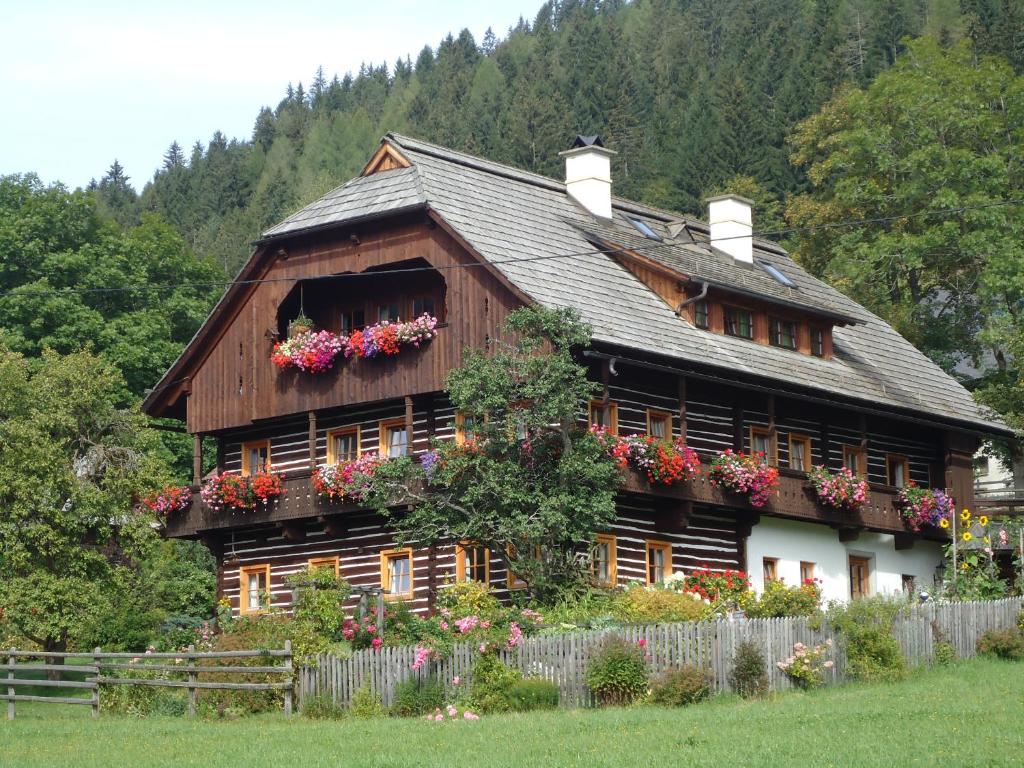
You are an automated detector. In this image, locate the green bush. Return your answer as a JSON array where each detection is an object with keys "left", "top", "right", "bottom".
[
  {"left": 507, "top": 678, "right": 560, "bottom": 711},
  {"left": 649, "top": 664, "right": 712, "bottom": 706},
  {"left": 287, "top": 567, "right": 353, "bottom": 641},
  {"left": 302, "top": 694, "right": 347, "bottom": 720},
  {"left": 742, "top": 580, "right": 821, "bottom": 618},
  {"left": 611, "top": 584, "right": 711, "bottom": 624},
  {"left": 470, "top": 653, "right": 523, "bottom": 713},
  {"left": 100, "top": 668, "right": 187, "bottom": 717},
  {"left": 350, "top": 684, "right": 384, "bottom": 718},
  {"left": 934, "top": 642, "right": 957, "bottom": 666},
  {"left": 585, "top": 635, "right": 649, "bottom": 706},
  {"left": 390, "top": 677, "right": 445, "bottom": 717},
  {"left": 977, "top": 627, "right": 1024, "bottom": 661},
  {"left": 435, "top": 580, "right": 504, "bottom": 621},
  {"left": 729, "top": 640, "right": 769, "bottom": 698},
  {"left": 827, "top": 598, "right": 907, "bottom": 682}
]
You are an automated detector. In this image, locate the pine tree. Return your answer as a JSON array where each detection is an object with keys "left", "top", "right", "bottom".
[{"left": 162, "top": 141, "right": 184, "bottom": 170}]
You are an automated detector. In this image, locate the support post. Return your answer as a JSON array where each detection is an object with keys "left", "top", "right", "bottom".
[
  {"left": 7, "top": 649, "right": 14, "bottom": 721},
  {"left": 91, "top": 647, "right": 100, "bottom": 718},
  {"left": 404, "top": 396, "right": 415, "bottom": 453},
  {"left": 732, "top": 403, "right": 744, "bottom": 453},
  {"left": 193, "top": 433, "right": 203, "bottom": 486},
  {"left": 677, "top": 376, "right": 687, "bottom": 442},
  {"left": 307, "top": 411, "right": 317, "bottom": 472},
  {"left": 187, "top": 644, "right": 197, "bottom": 717},
  {"left": 376, "top": 591, "right": 385, "bottom": 641},
  {"left": 283, "top": 640, "right": 293, "bottom": 716}
]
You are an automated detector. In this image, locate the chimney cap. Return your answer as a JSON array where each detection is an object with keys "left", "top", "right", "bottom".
[
  {"left": 570, "top": 134, "right": 604, "bottom": 149},
  {"left": 704, "top": 193, "right": 755, "bottom": 207}
]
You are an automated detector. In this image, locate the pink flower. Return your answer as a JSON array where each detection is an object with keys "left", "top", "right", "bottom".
[
  {"left": 434, "top": 713, "right": 444, "bottom": 722},
  {"left": 371, "top": 637, "right": 382, "bottom": 649},
  {"left": 440, "top": 621, "right": 449, "bottom": 631},
  {"left": 452, "top": 676, "right": 461, "bottom": 686},
  {"left": 463, "top": 711, "right": 480, "bottom": 721},
  {"left": 637, "top": 638, "right": 647, "bottom": 648},
  {"left": 478, "top": 643, "right": 487, "bottom": 653}
]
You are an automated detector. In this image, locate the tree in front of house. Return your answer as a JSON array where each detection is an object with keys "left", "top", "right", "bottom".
[{"left": 367, "top": 307, "right": 622, "bottom": 601}]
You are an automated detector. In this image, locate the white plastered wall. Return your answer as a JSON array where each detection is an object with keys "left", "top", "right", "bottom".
[{"left": 745, "top": 517, "right": 944, "bottom": 603}]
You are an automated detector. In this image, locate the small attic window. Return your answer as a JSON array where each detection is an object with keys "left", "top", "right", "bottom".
[
  {"left": 628, "top": 217, "right": 662, "bottom": 242},
  {"left": 758, "top": 261, "right": 795, "bottom": 287}
]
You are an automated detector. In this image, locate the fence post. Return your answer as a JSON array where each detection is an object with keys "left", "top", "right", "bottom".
[
  {"left": 283, "top": 640, "right": 293, "bottom": 716},
  {"left": 91, "top": 647, "right": 101, "bottom": 718},
  {"left": 187, "top": 644, "right": 197, "bottom": 717},
  {"left": 7, "top": 649, "right": 14, "bottom": 721}
]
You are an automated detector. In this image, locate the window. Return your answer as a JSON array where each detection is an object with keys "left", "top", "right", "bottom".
[
  {"left": 849, "top": 555, "right": 871, "bottom": 599},
  {"left": 455, "top": 542, "right": 490, "bottom": 584},
  {"left": 750, "top": 426, "right": 777, "bottom": 465},
  {"left": 901, "top": 574, "right": 916, "bottom": 595},
  {"left": 340, "top": 308, "right": 365, "bottom": 333},
  {"left": 762, "top": 557, "right": 779, "bottom": 583},
  {"left": 241, "top": 439, "right": 271, "bottom": 476},
  {"left": 645, "top": 540, "right": 672, "bottom": 585},
  {"left": 308, "top": 556, "right": 340, "bottom": 576},
  {"left": 843, "top": 445, "right": 867, "bottom": 476},
  {"left": 381, "top": 548, "right": 414, "bottom": 599},
  {"left": 724, "top": 306, "right": 753, "bottom": 339},
  {"left": 693, "top": 300, "right": 709, "bottom": 329},
  {"left": 505, "top": 543, "right": 540, "bottom": 589},
  {"left": 413, "top": 296, "right": 436, "bottom": 317},
  {"left": 758, "top": 260, "right": 796, "bottom": 287},
  {"left": 646, "top": 409, "right": 672, "bottom": 440},
  {"left": 769, "top": 318, "right": 797, "bottom": 350},
  {"left": 800, "top": 561, "right": 816, "bottom": 583},
  {"left": 239, "top": 564, "right": 271, "bottom": 615},
  {"left": 379, "top": 419, "right": 409, "bottom": 458},
  {"left": 377, "top": 302, "right": 400, "bottom": 323},
  {"left": 810, "top": 326, "right": 825, "bottom": 357},
  {"left": 628, "top": 216, "right": 662, "bottom": 241},
  {"left": 588, "top": 399, "right": 619, "bottom": 435},
  {"left": 454, "top": 411, "right": 479, "bottom": 446},
  {"left": 789, "top": 434, "right": 812, "bottom": 472},
  {"left": 327, "top": 427, "right": 360, "bottom": 465},
  {"left": 592, "top": 534, "right": 617, "bottom": 587},
  {"left": 886, "top": 454, "right": 909, "bottom": 488}
]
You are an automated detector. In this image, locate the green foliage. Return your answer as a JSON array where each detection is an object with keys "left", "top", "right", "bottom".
[
  {"left": 585, "top": 635, "right": 649, "bottom": 707},
  {"left": 976, "top": 627, "right": 1024, "bottom": 661},
  {"left": 469, "top": 653, "right": 523, "bottom": 714},
  {"left": 301, "top": 694, "right": 347, "bottom": 720},
  {"left": 390, "top": 678, "right": 445, "bottom": 717},
  {"left": 742, "top": 580, "right": 822, "bottom": 619},
  {"left": 434, "top": 580, "right": 504, "bottom": 622},
  {"left": 349, "top": 684, "right": 384, "bottom": 718},
  {"left": 100, "top": 667, "right": 187, "bottom": 717},
  {"left": 827, "top": 598, "right": 907, "bottom": 682},
  {"left": 649, "top": 664, "right": 713, "bottom": 707},
  {"left": 506, "top": 678, "right": 560, "bottom": 712},
  {"left": 611, "top": 584, "right": 711, "bottom": 624},
  {"left": 729, "top": 640, "right": 770, "bottom": 699},
  {"left": 286, "top": 566, "right": 353, "bottom": 640},
  {"left": 942, "top": 544, "right": 1010, "bottom": 601},
  {"left": 934, "top": 642, "right": 957, "bottom": 666}
]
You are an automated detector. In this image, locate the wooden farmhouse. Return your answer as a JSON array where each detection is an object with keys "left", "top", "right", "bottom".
[{"left": 143, "top": 134, "right": 1011, "bottom": 616}]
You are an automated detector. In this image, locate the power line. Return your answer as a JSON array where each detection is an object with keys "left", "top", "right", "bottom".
[{"left": 1, "top": 198, "right": 1021, "bottom": 300}]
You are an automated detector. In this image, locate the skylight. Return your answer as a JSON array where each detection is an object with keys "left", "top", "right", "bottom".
[
  {"left": 627, "top": 217, "right": 662, "bottom": 241},
  {"left": 758, "top": 261, "right": 795, "bottom": 288}
]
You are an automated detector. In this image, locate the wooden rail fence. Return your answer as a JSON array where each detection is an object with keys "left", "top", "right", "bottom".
[
  {"left": 298, "top": 597, "right": 1024, "bottom": 709},
  {"left": 4, "top": 641, "right": 294, "bottom": 721}
]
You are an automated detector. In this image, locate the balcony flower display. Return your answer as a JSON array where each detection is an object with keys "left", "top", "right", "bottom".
[
  {"left": 142, "top": 485, "right": 192, "bottom": 517},
  {"left": 200, "top": 469, "right": 285, "bottom": 513},
  {"left": 344, "top": 313, "right": 438, "bottom": 360},
  {"left": 313, "top": 453, "right": 384, "bottom": 502},
  {"left": 594, "top": 430, "right": 701, "bottom": 486},
  {"left": 895, "top": 482, "right": 955, "bottom": 532},
  {"left": 806, "top": 465, "right": 870, "bottom": 513},
  {"left": 708, "top": 450, "right": 779, "bottom": 508},
  {"left": 271, "top": 329, "right": 346, "bottom": 374}
]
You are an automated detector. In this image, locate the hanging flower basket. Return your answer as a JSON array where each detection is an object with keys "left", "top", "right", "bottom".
[
  {"left": 313, "top": 453, "right": 384, "bottom": 502},
  {"left": 896, "top": 482, "right": 954, "bottom": 532},
  {"left": 288, "top": 313, "right": 315, "bottom": 338},
  {"left": 200, "top": 470, "right": 285, "bottom": 513},
  {"left": 142, "top": 485, "right": 192, "bottom": 517},
  {"left": 708, "top": 450, "right": 779, "bottom": 508},
  {"left": 806, "top": 466, "right": 870, "bottom": 513},
  {"left": 594, "top": 431, "right": 701, "bottom": 486}
]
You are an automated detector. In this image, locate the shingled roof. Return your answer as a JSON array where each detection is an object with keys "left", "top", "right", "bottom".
[{"left": 259, "top": 133, "right": 1007, "bottom": 436}]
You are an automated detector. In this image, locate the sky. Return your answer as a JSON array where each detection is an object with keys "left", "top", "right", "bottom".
[{"left": 0, "top": 0, "right": 542, "bottom": 191}]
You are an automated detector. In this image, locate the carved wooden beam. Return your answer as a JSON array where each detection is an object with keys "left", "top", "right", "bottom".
[
  {"left": 894, "top": 533, "right": 914, "bottom": 551},
  {"left": 319, "top": 515, "right": 347, "bottom": 539},
  {"left": 678, "top": 376, "right": 687, "bottom": 442},
  {"left": 308, "top": 411, "right": 317, "bottom": 472},
  {"left": 659, "top": 500, "right": 692, "bottom": 533},
  {"left": 280, "top": 521, "right": 306, "bottom": 542},
  {"left": 192, "top": 433, "right": 203, "bottom": 486},
  {"left": 735, "top": 512, "right": 760, "bottom": 540},
  {"left": 837, "top": 526, "right": 862, "bottom": 543}
]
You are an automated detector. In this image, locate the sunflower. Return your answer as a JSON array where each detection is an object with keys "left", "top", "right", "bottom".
[
  {"left": 960, "top": 509, "right": 971, "bottom": 522},
  {"left": 962, "top": 531, "right": 972, "bottom": 542},
  {"left": 979, "top": 515, "right": 989, "bottom": 526},
  {"left": 939, "top": 518, "right": 950, "bottom": 529}
]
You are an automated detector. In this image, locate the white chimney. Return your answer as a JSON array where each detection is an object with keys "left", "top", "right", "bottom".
[
  {"left": 706, "top": 194, "right": 754, "bottom": 264},
  {"left": 560, "top": 135, "right": 616, "bottom": 220}
]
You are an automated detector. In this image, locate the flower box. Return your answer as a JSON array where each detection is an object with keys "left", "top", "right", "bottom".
[
  {"left": 707, "top": 450, "right": 778, "bottom": 508},
  {"left": 896, "top": 482, "right": 954, "bottom": 532},
  {"left": 313, "top": 453, "right": 384, "bottom": 502},
  {"left": 806, "top": 465, "right": 870, "bottom": 513},
  {"left": 142, "top": 485, "right": 192, "bottom": 517},
  {"left": 594, "top": 430, "right": 700, "bottom": 486},
  {"left": 200, "top": 470, "right": 285, "bottom": 513}
]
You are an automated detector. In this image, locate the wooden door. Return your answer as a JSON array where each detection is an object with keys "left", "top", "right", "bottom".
[{"left": 849, "top": 556, "right": 871, "bottom": 599}]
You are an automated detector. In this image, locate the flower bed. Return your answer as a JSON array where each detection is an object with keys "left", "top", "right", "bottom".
[
  {"left": 600, "top": 433, "right": 701, "bottom": 486},
  {"left": 142, "top": 485, "right": 192, "bottom": 517},
  {"left": 708, "top": 450, "right": 779, "bottom": 508},
  {"left": 200, "top": 470, "right": 285, "bottom": 513},
  {"left": 806, "top": 465, "right": 870, "bottom": 513},
  {"left": 313, "top": 453, "right": 384, "bottom": 503},
  {"left": 896, "top": 482, "right": 954, "bottom": 532},
  {"left": 665, "top": 567, "right": 751, "bottom": 605}
]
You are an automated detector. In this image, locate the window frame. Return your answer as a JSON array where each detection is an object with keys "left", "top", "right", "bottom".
[
  {"left": 592, "top": 534, "right": 618, "bottom": 588},
  {"left": 239, "top": 564, "right": 272, "bottom": 615},
  {"left": 749, "top": 426, "right": 777, "bottom": 465},
  {"left": 645, "top": 540, "right": 673, "bottom": 586},
  {"left": 455, "top": 542, "right": 490, "bottom": 585},
  {"left": 885, "top": 454, "right": 910, "bottom": 488},
  {"left": 762, "top": 557, "right": 779, "bottom": 583},
  {"left": 810, "top": 326, "right": 825, "bottom": 357},
  {"left": 340, "top": 307, "right": 365, "bottom": 334},
  {"left": 788, "top": 433, "right": 812, "bottom": 472},
  {"left": 241, "top": 439, "right": 271, "bottom": 477},
  {"left": 799, "top": 561, "right": 816, "bottom": 583},
  {"left": 588, "top": 399, "right": 619, "bottom": 435},
  {"left": 380, "top": 548, "right": 414, "bottom": 600},
  {"left": 646, "top": 409, "right": 673, "bottom": 440},
  {"left": 723, "top": 305, "right": 754, "bottom": 340},
  {"left": 327, "top": 426, "right": 361, "bottom": 465},
  {"left": 308, "top": 556, "right": 340, "bottom": 577},
  {"left": 505, "top": 543, "right": 540, "bottom": 590},
  {"left": 849, "top": 555, "right": 871, "bottom": 599},
  {"left": 843, "top": 444, "right": 868, "bottom": 476},
  {"left": 412, "top": 295, "right": 436, "bottom": 318},
  {"left": 693, "top": 300, "right": 709, "bottom": 329},
  {"left": 454, "top": 411, "right": 479, "bottom": 447},
  {"left": 769, "top": 317, "right": 798, "bottom": 350},
  {"left": 379, "top": 418, "right": 410, "bottom": 458},
  {"left": 377, "top": 302, "right": 401, "bottom": 323}
]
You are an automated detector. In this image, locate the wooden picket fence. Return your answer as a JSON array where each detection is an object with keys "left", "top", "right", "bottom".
[
  {"left": 4, "top": 642, "right": 294, "bottom": 721},
  {"left": 297, "top": 597, "right": 1024, "bottom": 709}
]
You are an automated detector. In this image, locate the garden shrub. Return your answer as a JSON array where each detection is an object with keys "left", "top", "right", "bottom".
[
  {"left": 302, "top": 694, "right": 347, "bottom": 720},
  {"left": 350, "top": 684, "right": 384, "bottom": 717},
  {"left": 930, "top": 620, "right": 956, "bottom": 666},
  {"left": 611, "top": 583, "right": 711, "bottom": 624},
  {"left": 507, "top": 678, "right": 560, "bottom": 711},
  {"left": 827, "top": 598, "right": 907, "bottom": 682},
  {"left": 100, "top": 667, "right": 187, "bottom": 717},
  {"left": 287, "top": 567, "right": 353, "bottom": 640},
  {"left": 435, "top": 580, "right": 504, "bottom": 621},
  {"left": 976, "top": 627, "right": 1024, "bottom": 661},
  {"left": 776, "top": 641, "right": 833, "bottom": 689},
  {"left": 469, "top": 652, "right": 523, "bottom": 713},
  {"left": 742, "top": 580, "right": 821, "bottom": 618},
  {"left": 537, "top": 589, "right": 616, "bottom": 629},
  {"left": 390, "top": 677, "right": 445, "bottom": 717},
  {"left": 585, "top": 635, "right": 649, "bottom": 706},
  {"left": 729, "top": 640, "right": 769, "bottom": 698},
  {"left": 649, "top": 664, "right": 712, "bottom": 706}
]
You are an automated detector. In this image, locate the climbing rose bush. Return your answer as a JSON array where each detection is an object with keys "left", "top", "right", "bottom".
[
  {"left": 776, "top": 640, "right": 834, "bottom": 688},
  {"left": 896, "top": 483, "right": 954, "bottom": 532},
  {"left": 708, "top": 450, "right": 779, "bottom": 507},
  {"left": 142, "top": 485, "right": 192, "bottom": 517},
  {"left": 313, "top": 453, "right": 384, "bottom": 502},
  {"left": 200, "top": 470, "right": 284, "bottom": 512},
  {"left": 593, "top": 429, "right": 701, "bottom": 486},
  {"left": 807, "top": 466, "right": 870, "bottom": 513}
]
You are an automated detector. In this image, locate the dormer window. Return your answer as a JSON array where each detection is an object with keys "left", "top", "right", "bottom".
[
  {"left": 724, "top": 306, "right": 753, "bottom": 339},
  {"left": 694, "top": 300, "right": 709, "bottom": 329},
  {"left": 811, "top": 326, "right": 825, "bottom": 357},
  {"left": 770, "top": 318, "right": 797, "bottom": 350}
]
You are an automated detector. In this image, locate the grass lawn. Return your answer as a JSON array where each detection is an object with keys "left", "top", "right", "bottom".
[{"left": 3, "top": 658, "right": 1023, "bottom": 767}]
